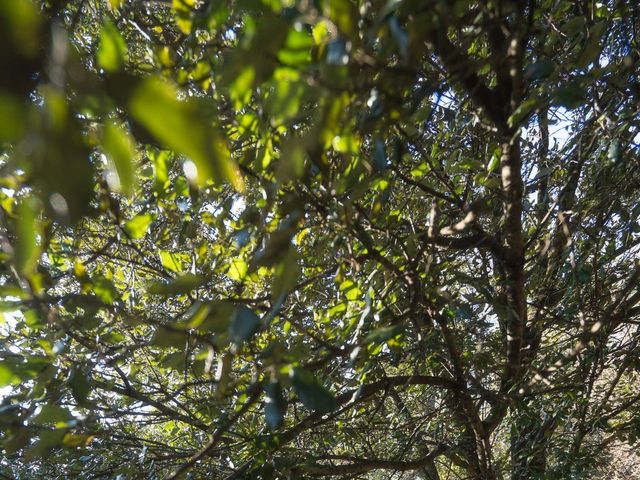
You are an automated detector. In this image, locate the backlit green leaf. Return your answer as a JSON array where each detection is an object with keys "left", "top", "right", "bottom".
[
  {"left": 14, "top": 197, "right": 41, "bottom": 278},
  {"left": 125, "top": 213, "right": 153, "bottom": 239},
  {"left": 159, "top": 250, "right": 187, "bottom": 273},
  {"left": 227, "top": 257, "right": 247, "bottom": 281},
  {"left": 97, "top": 20, "right": 127, "bottom": 72},
  {"left": 129, "top": 77, "right": 244, "bottom": 190},
  {"left": 103, "top": 121, "right": 136, "bottom": 195},
  {"left": 0, "top": 363, "right": 19, "bottom": 387}
]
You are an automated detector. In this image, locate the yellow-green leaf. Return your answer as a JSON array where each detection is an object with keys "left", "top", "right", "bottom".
[
  {"left": 147, "top": 274, "right": 206, "bottom": 295},
  {"left": 227, "top": 257, "right": 247, "bottom": 282},
  {"left": 159, "top": 250, "right": 188, "bottom": 273},
  {"left": 129, "top": 77, "right": 244, "bottom": 190},
  {"left": 108, "top": 0, "right": 124, "bottom": 9},
  {"left": 103, "top": 121, "right": 136, "bottom": 194},
  {"left": 326, "top": 0, "right": 358, "bottom": 38},
  {"left": 0, "top": 363, "right": 19, "bottom": 387},
  {"left": 97, "top": 20, "right": 127, "bottom": 72},
  {"left": 172, "top": 0, "right": 195, "bottom": 34},
  {"left": 14, "top": 197, "right": 41, "bottom": 278},
  {"left": 125, "top": 213, "right": 153, "bottom": 239}
]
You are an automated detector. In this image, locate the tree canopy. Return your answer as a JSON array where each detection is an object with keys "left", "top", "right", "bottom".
[{"left": 1, "top": 0, "right": 640, "bottom": 479}]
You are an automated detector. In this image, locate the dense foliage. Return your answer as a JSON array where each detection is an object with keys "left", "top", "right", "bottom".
[{"left": 1, "top": 0, "right": 640, "bottom": 478}]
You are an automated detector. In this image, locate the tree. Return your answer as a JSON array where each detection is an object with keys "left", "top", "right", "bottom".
[{"left": 1, "top": 0, "right": 639, "bottom": 478}]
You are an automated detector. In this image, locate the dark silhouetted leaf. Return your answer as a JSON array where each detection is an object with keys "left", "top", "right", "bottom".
[
  {"left": 230, "top": 305, "right": 260, "bottom": 344},
  {"left": 373, "top": 139, "right": 389, "bottom": 171},
  {"left": 554, "top": 82, "right": 586, "bottom": 109},
  {"left": 264, "top": 381, "right": 287, "bottom": 429},
  {"left": 291, "top": 368, "right": 336, "bottom": 414},
  {"left": 70, "top": 366, "right": 91, "bottom": 406},
  {"left": 608, "top": 139, "right": 621, "bottom": 163},
  {"left": 524, "top": 59, "right": 555, "bottom": 80}
]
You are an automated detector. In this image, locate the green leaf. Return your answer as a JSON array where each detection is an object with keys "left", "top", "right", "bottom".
[
  {"left": 62, "top": 433, "right": 93, "bottom": 447},
  {"left": 608, "top": 139, "right": 621, "bottom": 163},
  {"left": 271, "top": 249, "right": 301, "bottom": 299},
  {"left": 554, "top": 82, "right": 586, "bottom": 109},
  {"left": 70, "top": 366, "right": 91, "bottom": 406},
  {"left": 276, "top": 139, "right": 306, "bottom": 181},
  {"left": 173, "top": 0, "right": 195, "bottom": 34},
  {"left": 108, "top": 0, "right": 125, "bottom": 10},
  {"left": 3, "top": 428, "right": 30, "bottom": 454},
  {"left": 508, "top": 97, "right": 540, "bottom": 128},
  {"left": 326, "top": 0, "right": 358, "bottom": 38},
  {"left": 129, "top": 77, "right": 244, "bottom": 190},
  {"left": 229, "top": 66, "right": 256, "bottom": 108},
  {"left": 151, "top": 326, "right": 189, "bottom": 348},
  {"left": 277, "top": 28, "right": 313, "bottom": 67},
  {"left": 91, "top": 275, "right": 117, "bottom": 304},
  {"left": 364, "top": 325, "right": 404, "bottom": 344},
  {"left": 125, "top": 213, "right": 153, "bottom": 239},
  {"left": 339, "top": 279, "right": 361, "bottom": 301},
  {"left": 0, "top": 362, "right": 19, "bottom": 387},
  {"left": 33, "top": 405, "right": 73, "bottom": 425},
  {"left": 14, "top": 197, "right": 41, "bottom": 277},
  {"left": 227, "top": 257, "right": 248, "bottom": 281},
  {"left": 147, "top": 273, "right": 206, "bottom": 295},
  {"left": 561, "top": 16, "right": 586, "bottom": 37},
  {"left": 159, "top": 250, "right": 187, "bottom": 273},
  {"left": 373, "top": 139, "right": 389, "bottom": 171},
  {"left": 264, "top": 381, "right": 287, "bottom": 430},
  {"left": 185, "top": 301, "right": 234, "bottom": 333},
  {"left": 25, "top": 429, "right": 66, "bottom": 459},
  {"left": 577, "top": 21, "right": 607, "bottom": 68},
  {"left": 97, "top": 20, "right": 127, "bottom": 72},
  {"left": 524, "top": 59, "right": 555, "bottom": 80},
  {"left": 0, "top": 92, "right": 26, "bottom": 141},
  {"left": 229, "top": 305, "right": 260, "bottom": 344},
  {"left": 291, "top": 368, "right": 336, "bottom": 414},
  {"left": 487, "top": 151, "right": 500, "bottom": 173},
  {"left": 103, "top": 121, "right": 136, "bottom": 195},
  {"left": 265, "top": 73, "right": 306, "bottom": 125},
  {"left": 152, "top": 150, "right": 170, "bottom": 193}
]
